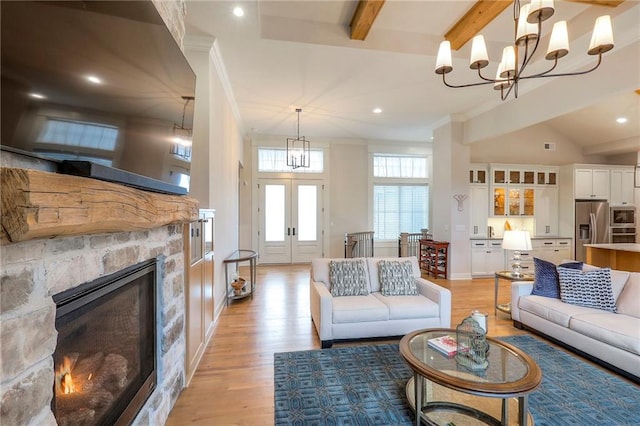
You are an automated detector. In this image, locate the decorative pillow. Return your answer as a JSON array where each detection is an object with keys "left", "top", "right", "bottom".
[
  {"left": 557, "top": 267, "right": 617, "bottom": 312},
  {"left": 329, "top": 259, "right": 369, "bottom": 297},
  {"left": 532, "top": 258, "right": 582, "bottom": 299},
  {"left": 378, "top": 260, "right": 417, "bottom": 296}
]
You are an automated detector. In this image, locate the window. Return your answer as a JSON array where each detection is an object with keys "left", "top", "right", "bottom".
[
  {"left": 258, "top": 148, "right": 323, "bottom": 173},
  {"left": 372, "top": 154, "right": 429, "bottom": 240}
]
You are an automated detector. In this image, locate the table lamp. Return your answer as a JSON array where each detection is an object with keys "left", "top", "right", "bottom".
[{"left": 502, "top": 230, "right": 532, "bottom": 277}]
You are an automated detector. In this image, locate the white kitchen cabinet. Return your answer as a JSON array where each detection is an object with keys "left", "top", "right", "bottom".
[
  {"left": 470, "top": 186, "right": 489, "bottom": 237},
  {"left": 492, "top": 186, "right": 535, "bottom": 216},
  {"left": 610, "top": 168, "right": 635, "bottom": 205},
  {"left": 471, "top": 240, "right": 505, "bottom": 276},
  {"left": 469, "top": 165, "right": 488, "bottom": 185},
  {"left": 575, "top": 168, "right": 610, "bottom": 200},
  {"left": 534, "top": 187, "right": 559, "bottom": 236},
  {"left": 532, "top": 238, "right": 572, "bottom": 264}
]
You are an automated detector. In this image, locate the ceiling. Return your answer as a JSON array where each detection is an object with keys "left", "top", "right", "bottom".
[{"left": 184, "top": 0, "right": 640, "bottom": 156}]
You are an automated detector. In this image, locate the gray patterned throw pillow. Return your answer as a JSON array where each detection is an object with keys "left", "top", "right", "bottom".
[
  {"left": 329, "top": 259, "right": 369, "bottom": 297},
  {"left": 557, "top": 267, "right": 617, "bottom": 312},
  {"left": 378, "top": 260, "right": 418, "bottom": 296}
]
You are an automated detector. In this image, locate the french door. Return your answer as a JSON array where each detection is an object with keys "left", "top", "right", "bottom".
[
  {"left": 258, "top": 179, "right": 324, "bottom": 263},
  {"left": 258, "top": 179, "right": 323, "bottom": 264}
]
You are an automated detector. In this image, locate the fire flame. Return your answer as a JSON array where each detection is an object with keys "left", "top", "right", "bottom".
[{"left": 55, "top": 356, "right": 76, "bottom": 395}]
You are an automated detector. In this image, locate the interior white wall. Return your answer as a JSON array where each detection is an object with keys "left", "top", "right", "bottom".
[
  {"left": 185, "top": 38, "right": 242, "bottom": 319},
  {"left": 469, "top": 123, "right": 608, "bottom": 165}
]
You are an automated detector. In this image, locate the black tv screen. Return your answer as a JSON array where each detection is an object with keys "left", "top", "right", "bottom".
[{"left": 1, "top": 1, "right": 196, "bottom": 195}]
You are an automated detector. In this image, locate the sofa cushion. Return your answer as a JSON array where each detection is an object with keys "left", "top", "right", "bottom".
[
  {"left": 378, "top": 259, "right": 418, "bottom": 296},
  {"left": 373, "top": 293, "right": 440, "bottom": 320},
  {"left": 329, "top": 259, "right": 370, "bottom": 297},
  {"left": 570, "top": 313, "right": 640, "bottom": 356},
  {"left": 518, "top": 295, "right": 599, "bottom": 328},
  {"left": 558, "top": 267, "right": 617, "bottom": 312},
  {"left": 617, "top": 273, "right": 640, "bottom": 318},
  {"left": 532, "top": 258, "right": 582, "bottom": 298},
  {"left": 610, "top": 269, "right": 631, "bottom": 301},
  {"left": 367, "top": 257, "right": 420, "bottom": 293},
  {"left": 332, "top": 295, "right": 389, "bottom": 323}
]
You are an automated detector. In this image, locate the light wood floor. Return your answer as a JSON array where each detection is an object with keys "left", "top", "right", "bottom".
[{"left": 166, "top": 265, "right": 530, "bottom": 425}]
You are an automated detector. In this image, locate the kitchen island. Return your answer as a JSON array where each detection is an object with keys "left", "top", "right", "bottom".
[{"left": 584, "top": 244, "right": 640, "bottom": 272}]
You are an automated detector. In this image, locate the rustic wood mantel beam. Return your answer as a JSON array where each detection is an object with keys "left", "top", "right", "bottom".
[
  {"left": 1, "top": 168, "right": 199, "bottom": 244},
  {"left": 350, "top": 0, "right": 386, "bottom": 41}
]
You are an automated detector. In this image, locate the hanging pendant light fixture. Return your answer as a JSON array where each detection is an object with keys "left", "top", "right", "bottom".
[
  {"left": 435, "top": 0, "right": 615, "bottom": 100},
  {"left": 171, "top": 96, "right": 194, "bottom": 160},
  {"left": 286, "top": 108, "right": 310, "bottom": 169}
]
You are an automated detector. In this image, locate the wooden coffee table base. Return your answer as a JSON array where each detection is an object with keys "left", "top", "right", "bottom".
[{"left": 406, "top": 376, "right": 533, "bottom": 426}]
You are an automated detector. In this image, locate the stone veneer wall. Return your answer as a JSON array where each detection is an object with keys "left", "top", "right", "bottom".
[{"left": 0, "top": 226, "right": 187, "bottom": 425}]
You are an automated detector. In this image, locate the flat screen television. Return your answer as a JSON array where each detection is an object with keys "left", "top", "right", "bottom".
[{"left": 1, "top": 1, "right": 196, "bottom": 195}]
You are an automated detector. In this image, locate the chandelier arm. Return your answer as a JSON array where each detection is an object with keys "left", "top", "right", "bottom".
[
  {"left": 442, "top": 72, "right": 496, "bottom": 88},
  {"left": 520, "top": 53, "right": 603, "bottom": 80},
  {"left": 476, "top": 67, "right": 497, "bottom": 82}
]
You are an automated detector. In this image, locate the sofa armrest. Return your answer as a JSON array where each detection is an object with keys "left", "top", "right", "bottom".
[
  {"left": 510, "top": 281, "right": 534, "bottom": 322},
  {"left": 310, "top": 280, "right": 333, "bottom": 342},
  {"left": 415, "top": 278, "right": 452, "bottom": 328}
]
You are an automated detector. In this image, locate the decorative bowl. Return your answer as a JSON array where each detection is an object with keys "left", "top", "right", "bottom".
[{"left": 231, "top": 277, "right": 247, "bottom": 295}]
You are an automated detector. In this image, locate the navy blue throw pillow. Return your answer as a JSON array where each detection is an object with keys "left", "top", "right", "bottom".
[{"left": 532, "top": 258, "right": 583, "bottom": 298}]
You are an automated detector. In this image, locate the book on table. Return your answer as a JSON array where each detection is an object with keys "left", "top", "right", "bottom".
[{"left": 427, "top": 335, "right": 458, "bottom": 356}]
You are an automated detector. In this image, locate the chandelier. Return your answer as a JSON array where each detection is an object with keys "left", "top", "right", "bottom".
[
  {"left": 434, "top": 0, "right": 614, "bottom": 100},
  {"left": 286, "top": 108, "right": 310, "bottom": 169},
  {"left": 171, "top": 96, "right": 194, "bottom": 160}
]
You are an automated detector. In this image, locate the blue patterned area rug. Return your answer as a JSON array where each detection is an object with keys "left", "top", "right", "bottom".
[{"left": 274, "top": 335, "right": 639, "bottom": 425}]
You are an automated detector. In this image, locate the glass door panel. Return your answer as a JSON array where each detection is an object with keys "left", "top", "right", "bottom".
[
  {"left": 297, "top": 185, "right": 317, "bottom": 241},
  {"left": 493, "top": 187, "right": 506, "bottom": 216},
  {"left": 523, "top": 188, "right": 535, "bottom": 216},
  {"left": 265, "top": 185, "right": 285, "bottom": 242},
  {"left": 509, "top": 188, "right": 521, "bottom": 216}
]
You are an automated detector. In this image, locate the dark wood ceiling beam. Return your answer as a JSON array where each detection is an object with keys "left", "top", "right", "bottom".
[
  {"left": 445, "top": 0, "right": 625, "bottom": 51},
  {"left": 350, "top": 0, "right": 386, "bottom": 41},
  {"left": 565, "top": 0, "right": 624, "bottom": 7},
  {"left": 444, "top": 0, "right": 511, "bottom": 51}
]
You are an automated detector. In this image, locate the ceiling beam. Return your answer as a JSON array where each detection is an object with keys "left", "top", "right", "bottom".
[
  {"left": 565, "top": 0, "right": 625, "bottom": 7},
  {"left": 350, "top": 0, "right": 386, "bottom": 41},
  {"left": 444, "top": 1, "right": 511, "bottom": 51}
]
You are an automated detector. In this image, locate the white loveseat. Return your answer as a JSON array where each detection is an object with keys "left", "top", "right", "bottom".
[
  {"left": 511, "top": 267, "right": 640, "bottom": 383},
  {"left": 310, "top": 256, "right": 451, "bottom": 348}
]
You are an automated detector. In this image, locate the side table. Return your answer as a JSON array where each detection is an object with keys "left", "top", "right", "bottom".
[
  {"left": 494, "top": 270, "right": 534, "bottom": 315},
  {"left": 224, "top": 250, "right": 258, "bottom": 306}
]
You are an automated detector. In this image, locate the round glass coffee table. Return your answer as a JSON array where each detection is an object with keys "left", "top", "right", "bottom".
[{"left": 400, "top": 329, "right": 542, "bottom": 426}]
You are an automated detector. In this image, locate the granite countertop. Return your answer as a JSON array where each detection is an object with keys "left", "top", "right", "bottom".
[{"left": 584, "top": 243, "right": 640, "bottom": 253}]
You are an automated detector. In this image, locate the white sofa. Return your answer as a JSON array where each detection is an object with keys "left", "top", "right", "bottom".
[
  {"left": 511, "top": 267, "right": 640, "bottom": 383},
  {"left": 310, "top": 256, "right": 451, "bottom": 348}
]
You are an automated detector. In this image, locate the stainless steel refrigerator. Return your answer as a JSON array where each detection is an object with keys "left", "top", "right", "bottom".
[{"left": 575, "top": 200, "right": 609, "bottom": 262}]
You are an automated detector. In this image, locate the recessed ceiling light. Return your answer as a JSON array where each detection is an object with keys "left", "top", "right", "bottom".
[
  {"left": 86, "top": 75, "right": 102, "bottom": 84},
  {"left": 29, "top": 93, "right": 45, "bottom": 100},
  {"left": 373, "top": 108, "right": 382, "bottom": 114},
  {"left": 616, "top": 117, "right": 628, "bottom": 124},
  {"left": 233, "top": 6, "right": 244, "bottom": 17}
]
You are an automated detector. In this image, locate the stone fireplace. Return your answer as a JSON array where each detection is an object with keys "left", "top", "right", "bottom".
[{"left": 0, "top": 167, "right": 197, "bottom": 425}]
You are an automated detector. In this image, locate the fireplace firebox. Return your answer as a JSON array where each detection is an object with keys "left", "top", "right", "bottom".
[{"left": 52, "top": 259, "right": 159, "bottom": 425}]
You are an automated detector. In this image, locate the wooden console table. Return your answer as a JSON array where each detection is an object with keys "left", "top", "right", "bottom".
[{"left": 419, "top": 240, "right": 449, "bottom": 279}]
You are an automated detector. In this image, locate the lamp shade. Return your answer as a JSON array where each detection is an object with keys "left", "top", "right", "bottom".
[
  {"left": 528, "top": 0, "right": 555, "bottom": 23},
  {"left": 435, "top": 40, "right": 453, "bottom": 74},
  {"left": 546, "top": 20, "right": 570, "bottom": 60},
  {"left": 501, "top": 230, "right": 533, "bottom": 251},
  {"left": 500, "top": 46, "right": 516, "bottom": 78},
  {"left": 470, "top": 35, "right": 489, "bottom": 69},
  {"left": 516, "top": 4, "right": 538, "bottom": 45},
  {"left": 588, "top": 15, "right": 614, "bottom": 55}
]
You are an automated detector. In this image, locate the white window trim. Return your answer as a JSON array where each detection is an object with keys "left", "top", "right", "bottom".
[{"left": 368, "top": 151, "right": 432, "bottom": 242}]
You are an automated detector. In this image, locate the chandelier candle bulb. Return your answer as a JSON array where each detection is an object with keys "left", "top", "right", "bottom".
[
  {"left": 470, "top": 35, "right": 489, "bottom": 69},
  {"left": 589, "top": 15, "right": 614, "bottom": 55},
  {"left": 546, "top": 21, "right": 570, "bottom": 59},
  {"left": 435, "top": 40, "right": 453, "bottom": 74},
  {"left": 516, "top": 4, "right": 538, "bottom": 45}
]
